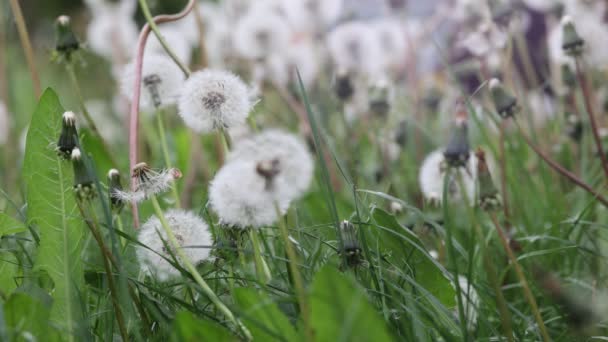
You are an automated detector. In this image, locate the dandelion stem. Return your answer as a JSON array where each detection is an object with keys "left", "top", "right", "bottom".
[
  {"left": 248, "top": 229, "right": 271, "bottom": 284},
  {"left": 489, "top": 213, "right": 550, "bottom": 342},
  {"left": 137, "top": 0, "right": 191, "bottom": 76},
  {"left": 499, "top": 121, "right": 511, "bottom": 225},
  {"left": 514, "top": 118, "right": 608, "bottom": 207},
  {"left": 128, "top": 0, "right": 195, "bottom": 228},
  {"left": 574, "top": 58, "right": 608, "bottom": 181},
  {"left": 150, "top": 195, "right": 251, "bottom": 340},
  {"left": 155, "top": 107, "right": 181, "bottom": 208},
  {"left": 8, "top": 0, "right": 40, "bottom": 97},
  {"left": 274, "top": 202, "right": 314, "bottom": 342}
]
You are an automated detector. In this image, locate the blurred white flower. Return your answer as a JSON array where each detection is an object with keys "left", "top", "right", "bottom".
[
  {"left": 418, "top": 149, "right": 476, "bottom": 203},
  {"left": 233, "top": 4, "right": 291, "bottom": 61},
  {"left": 228, "top": 129, "right": 314, "bottom": 197},
  {"left": 85, "top": 0, "right": 138, "bottom": 62},
  {"left": 521, "top": 0, "right": 559, "bottom": 12},
  {"left": 370, "top": 18, "right": 408, "bottom": 73},
  {"left": 458, "top": 23, "right": 507, "bottom": 58},
  {"left": 112, "top": 163, "right": 182, "bottom": 203},
  {"left": 205, "top": 18, "right": 236, "bottom": 68},
  {"left": 209, "top": 159, "right": 293, "bottom": 228},
  {"left": 327, "top": 21, "right": 383, "bottom": 78},
  {"left": 0, "top": 101, "right": 9, "bottom": 145},
  {"left": 84, "top": 99, "right": 123, "bottom": 143},
  {"left": 146, "top": 27, "right": 193, "bottom": 66},
  {"left": 455, "top": 275, "right": 479, "bottom": 330},
  {"left": 137, "top": 209, "right": 213, "bottom": 281},
  {"left": 282, "top": 0, "right": 343, "bottom": 33},
  {"left": 177, "top": 69, "right": 254, "bottom": 133},
  {"left": 121, "top": 54, "right": 185, "bottom": 112}
]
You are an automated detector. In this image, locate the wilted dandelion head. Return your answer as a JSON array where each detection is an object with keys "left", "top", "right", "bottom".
[
  {"left": 137, "top": 209, "right": 213, "bottom": 281},
  {"left": 418, "top": 149, "right": 476, "bottom": 204},
  {"left": 209, "top": 160, "right": 292, "bottom": 228},
  {"left": 178, "top": 69, "right": 254, "bottom": 133},
  {"left": 233, "top": 5, "right": 290, "bottom": 61},
  {"left": 111, "top": 162, "right": 182, "bottom": 203},
  {"left": 121, "top": 54, "right": 185, "bottom": 111},
  {"left": 227, "top": 129, "right": 314, "bottom": 197}
]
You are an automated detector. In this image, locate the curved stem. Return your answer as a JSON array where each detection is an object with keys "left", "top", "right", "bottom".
[
  {"left": 128, "top": 0, "right": 195, "bottom": 228},
  {"left": 8, "top": 0, "right": 40, "bottom": 97},
  {"left": 489, "top": 213, "right": 550, "bottom": 342},
  {"left": 155, "top": 108, "right": 181, "bottom": 208},
  {"left": 515, "top": 119, "right": 608, "bottom": 207},
  {"left": 150, "top": 196, "right": 251, "bottom": 340}
]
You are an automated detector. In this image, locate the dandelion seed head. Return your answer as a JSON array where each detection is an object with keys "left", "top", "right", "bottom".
[
  {"left": 112, "top": 164, "right": 181, "bottom": 203},
  {"left": 418, "top": 149, "right": 476, "bottom": 203},
  {"left": 282, "top": 0, "right": 343, "bottom": 32},
  {"left": 227, "top": 129, "right": 314, "bottom": 197},
  {"left": 327, "top": 21, "right": 383, "bottom": 77},
  {"left": 137, "top": 209, "right": 213, "bottom": 281},
  {"left": 121, "top": 54, "right": 185, "bottom": 111},
  {"left": 233, "top": 4, "right": 290, "bottom": 60},
  {"left": 85, "top": 0, "right": 138, "bottom": 61},
  {"left": 178, "top": 69, "right": 253, "bottom": 133},
  {"left": 209, "top": 160, "right": 292, "bottom": 228}
]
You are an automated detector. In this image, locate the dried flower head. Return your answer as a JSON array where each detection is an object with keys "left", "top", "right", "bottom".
[
  {"left": 227, "top": 129, "right": 314, "bottom": 198},
  {"left": 561, "top": 16, "right": 584, "bottom": 57},
  {"left": 419, "top": 149, "right": 476, "bottom": 203},
  {"left": 137, "top": 209, "right": 213, "bottom": 281},
  {"left": 57, "top": 111, "right": 79, "bottom": 159},
  {"left": 178, "top": 69, "right": 254, "bottom": 133},
  {"left": 112, "top": 163, "right": 182, "bottom": 203},
  {"left": 443, "top": 107, "right": 470, "bottom": 167},
  {"left": 71, "top": 148, "right": 95, "bottom": 200},
  {"left": 489, "top": 78, "right": 518, "bottom": 118},
  {"left": 209, "top": 160, "right": 292, "bottom": 228},
  {"left": 121, "top": 54, "right": 185, "bottom": 112},
  {"left": 107, "top": 169, "right": 124, "bottom": 211}
]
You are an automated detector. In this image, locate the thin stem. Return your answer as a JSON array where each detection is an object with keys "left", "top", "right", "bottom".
[
  {"left": 248, "top": 229, "right": 271, "bottom": 284},
  {"left": 155, "top": 107, "right": 181, "bottom": 208},
  {"left": 515, "top": 119, "right": 608, "bottom": 207},
  {"left": 192, "top": 0, "right": 208, "bottom": 68},
  {"left": 150, "top": 195, "right": 251, "bottom": 340},
  {"left": 499, "top": 121, "right": 511, "bottom": 225},
  {"left": 128, "top": 0, "right": 195, "bottom": 228},
  {"left": 8, "top": 0, "right": 40, "bottom": 97},
  {"left": 77, "top": 202, "right": 129, "bottom": 342},
  {"left": 138, "top": 0, "right": 191, "bottom": 76},
  {"left": 274, "top": 202, "right": 314, "bottom": 342},
  {"left": 574, "top": 58, "right": 608, "bottom": 181},
  {"left": 489, "top": 213, "right": 550, "bottom": 342}
]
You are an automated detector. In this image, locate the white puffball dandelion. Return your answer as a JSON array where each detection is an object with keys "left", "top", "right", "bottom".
[
  {"left": 177, "top": 69, "right": 254, "bottom": 133},
  {"left": 85, "top": 0, "right": 138, "bottom": 61},
  {"left": 112, "top": 163, "right": 182, "bottom": 203},
  {"left": 282, "top": 0, "right": 343, "bottom": 33},
  {"left": 327, "top": 21, "right": 383, "bottom": 77},
  {"left": 209, "top": 160, "right": 292, "bottom": 228},
  {"left": 227, "top": 129, "right": 314, "bottom": 198},
  {"left": 137, "top": 209, "right": 213, "bottom": 281},
  {"left": 418, "top": 149, "right": 476, "bottom": 203},
  {"left": 145, "top": 27, "right": 193, "bottom": 65},
  {"left": 121, "top": 54, "right": 185, "bottom": 112},
  {"left": 233, "top": 4, "right": 290, "bottom": 61}
]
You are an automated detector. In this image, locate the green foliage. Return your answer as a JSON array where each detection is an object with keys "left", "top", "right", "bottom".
[
  {"left": 22, "top": 89, "right": 86, "bottom": 336},
  {"left": 170, "top": 311, "right": 235, "bottom": 342},
  {"left": 0, "top": 214, "right": 26, "bottom": 238},
  {"left": 3, "top": 292, "right": 61, "bottom": 341}
]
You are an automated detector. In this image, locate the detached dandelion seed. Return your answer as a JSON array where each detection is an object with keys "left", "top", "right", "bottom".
[
  {"left": 178, "top": 69, "right": 254, "bottom": 133},
  {"left": 137, "top": 209, "right": 213, "bottom": 281}
]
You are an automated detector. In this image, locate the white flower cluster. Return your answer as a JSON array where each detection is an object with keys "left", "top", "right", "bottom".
[
  {"left": 137, "top": 209, "right": 213, "bottom": 281},
  {"left": 209, "top": 129, "right": 314, "bottom": 228}
]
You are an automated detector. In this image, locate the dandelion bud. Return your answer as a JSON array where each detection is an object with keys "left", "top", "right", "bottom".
[
  {"left": 338, "top": 220, "right": 363, "bottom": 268},
  {"left": 333, "top": 70, "right": 354, "bottom": 101},
  {"left": 54, "top": 15, "right": 80, "bottom": 60},
  {"left": 443, "top": 106, "right": 470, "bottom": 168},
  {"left": 561, "top": 16, "right": 584, "bottom": 57},
  {"left": 178, "top": 69, "right": 254, "bottom": 133},
  {"left": 107, "top": 169, "right": 124, "bottom": 211},
  {"left": 389, "top": 201, "right": 403, "bottom": 215},
  {"left": 368, "top": 80, "right": 391, "bottom": 117},
  {"left": 475, "top": 149, "right": 501, "bottom": 211},
  {"left": 489, "top": 78, "right": 518, "bottom": 118},
  {"left": 71, "top": 148, "right": 95, "bottom": 200},
  {"left": 57, "top": 111, "right": 79, "bottom": 159}
]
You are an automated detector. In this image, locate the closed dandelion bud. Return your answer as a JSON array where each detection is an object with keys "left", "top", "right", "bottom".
[
  {"left": 107, "top": 169, "right": 124, "bottom": 211},
  {"left": 489, "top": 78, "right": 518, "bottom": 118},
  {"left": 443, "top": 107, "right": 470, "bottom": 168},
  {"left": 71, "top": 148, "right": 95, "bottom": 200},
  {"left": 339, "top": 220, "right": 362, "bottom": 268},
  {"left": 334, "top": 70, "right": 354, "bottom": 101},
  {"left": 54, "top": 15, "right": 80, "bottom": 60},
  {"left": 57, "top": 111, "right": 79, "bottom": 159},
  {"left": 475, "top": 149, "right": 501, "bottom": 211},
  {"left": 561, "top": 16, "right": 584, "bottom": 57},
  {"left": 369, "top": 80, "right": 391, "bottom": 117}
]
